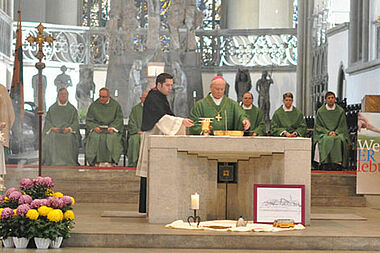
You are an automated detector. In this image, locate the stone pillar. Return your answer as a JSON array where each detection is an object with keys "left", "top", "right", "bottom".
[
  {"left": 7, "top": 0, "right": 13, "bottom": 19},
  {"left": 348, "top": 0, "right": 358, "bottom": 64},
  {"left": 296, "top": 0, "right": 314, "bottom": 115},
  {"left": 258, "top": 0, "right": 293, "bottom": 28}
]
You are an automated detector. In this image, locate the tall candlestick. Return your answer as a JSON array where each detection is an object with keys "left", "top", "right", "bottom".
[{"left": 191, "top": 192, "right": 199, "bottom": 210}]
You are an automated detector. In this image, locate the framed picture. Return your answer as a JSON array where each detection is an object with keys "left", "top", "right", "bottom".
[{"left": 254, "top": 184, "right": 305, "bottom": 225}]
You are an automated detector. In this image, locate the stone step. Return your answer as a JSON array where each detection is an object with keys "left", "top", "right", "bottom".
[
  {"left": 63, "top": 233, "right": 380, "bottom": 251},
  {"left": 42, "top": 168, "right": 139, "bottom": 182},
  {"left": 311, "top": 173, "right": 356, "bottom": 186},
  {"left": 68, "top": 191, "right": 139, "bottom": 203},
  {"left": 53, "top": 180, "right": 140, "bottom": 193},
  {"left": 311, "top": 196, "right": 366, "bottom": 207},
  {"left": 311, "top": 185, "right": 356, "bottom": 197}
]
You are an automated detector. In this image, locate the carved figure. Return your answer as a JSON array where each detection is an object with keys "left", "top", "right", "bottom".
[
  {"left": 54, "top": 65, "right": 72, "bottom": 92},
  {"left": 32, "top": 73, "right": 47, "bottom": 111},
  {"left": 172, "top": 61, "right": 188, "bottom": 117},
  {"left": 76, "top": 67, "right": 95, "bottom": 112},
  {"left": 235, "top": 68, "right": 252, "bottom": 103},
  {"left": 256, "top": 71, "right": 273, "bottom": 124}
]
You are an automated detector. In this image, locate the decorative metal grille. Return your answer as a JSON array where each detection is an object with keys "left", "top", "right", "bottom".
[
  {"left": 196, "top": 29, "right": 297, "bottom": 68},
  {"left": 82, "top": 0, "right": 110, "bottom": 27},
  {"left": 14, "top": 25, "right": 298, "bottom": 69},
  {"left": 14, "top": 22, "right": 110, "bottom": 65}
]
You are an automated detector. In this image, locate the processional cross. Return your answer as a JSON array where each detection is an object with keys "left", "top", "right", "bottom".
[{"left": 26, "top": 23, "right": 55, "bottom": 176}]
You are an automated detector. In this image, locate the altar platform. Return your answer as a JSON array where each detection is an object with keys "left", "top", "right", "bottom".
[{"left": 59, "top": 202, "right": 380, "bottom": 251}]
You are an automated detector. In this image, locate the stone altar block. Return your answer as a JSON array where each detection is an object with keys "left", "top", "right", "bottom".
[{"left": 148, "top": 136, "right": 311, "bottom": 225}]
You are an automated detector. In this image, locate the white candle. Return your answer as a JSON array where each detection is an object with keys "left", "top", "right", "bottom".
[
  {"left": 193, "top": 90, "right": 197, "bottom": 98},
  {"left": 114, "top": 89, "right": 118, "bottom": 97},
  {"left": 191, "top": 192, "right": 199, "bottom": 210}
]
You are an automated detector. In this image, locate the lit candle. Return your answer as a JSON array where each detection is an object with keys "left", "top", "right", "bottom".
[
  {"left": 115, "top": 89, "right": 118, "bottom": 97},
  {"left": 193, "top": 90, "right": 197, "bottom": 98},
  {"left": 191, "top": 192, "right": 199, "bottom": 210}
]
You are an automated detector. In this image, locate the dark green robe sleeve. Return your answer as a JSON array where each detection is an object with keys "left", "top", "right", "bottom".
[{"left": 127, "top": 103, "right": 142, "bottom": 135}]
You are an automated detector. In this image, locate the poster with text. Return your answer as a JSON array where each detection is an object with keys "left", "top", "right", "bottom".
[{"left": 357, "top": 113, "right": 380, "bottom": 194}]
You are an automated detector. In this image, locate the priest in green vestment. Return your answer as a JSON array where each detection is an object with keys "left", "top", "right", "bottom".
[
  {"left": 85, "top": 88, "right": 124, "bottom": 167},
  {"left": 126, "top": 91, "right": 148, "bottom": 167},
  {"left": 42, "top": 88, "right": 80, "bottom": 166},
  {"left": 190, "top": 76, "right": 250, "bottom": 134},
  {"left": 270, "top": 92, "right": 306, "bottom": 137},
  {"left": 314, "top": 91, "right": 349, "bottom": 167},
  {"left": 241, "top": 92, "right": 266, "bottom": 136}
]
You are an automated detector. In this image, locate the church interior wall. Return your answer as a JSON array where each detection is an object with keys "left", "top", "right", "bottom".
[
  {"left": 226, "top": 0, "right": 293, "bottom": 29},
  {"left": 0, "top": 61, "right": 8, "bottom": 86},
  {"left": 345, "top": 67, "right": 380, "bottom": 104},
  {"left": 13, "top": 0, "right": 47, "bottom": 22},
  {"left": 258, "top": 0, "right": 293, "bottom": 28},
  {"left": 93, "top": 68, "right": 108, "bottom": 100},
  {"left": 202, "top": 71, "right": 297, "bottom": 118},
  {"left": 327, "top": 28, "right": 349, "bottom": 95}
]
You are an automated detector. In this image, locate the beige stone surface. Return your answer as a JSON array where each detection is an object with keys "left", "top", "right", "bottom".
[{"left": 147, "top": 136, "right": 312, "bottom": 225}]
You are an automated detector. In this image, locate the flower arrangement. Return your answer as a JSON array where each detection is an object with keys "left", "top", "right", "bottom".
[{"left": 0, "top": 176, "right": 75, "bottom": 248}]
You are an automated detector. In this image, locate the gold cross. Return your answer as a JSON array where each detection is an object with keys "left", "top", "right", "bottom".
[
  {"left": 26, "top": 23, "right": 55, "bottom": 62},
  {"left": 215, "top": 113, "right": 222, "bottom": 121}
]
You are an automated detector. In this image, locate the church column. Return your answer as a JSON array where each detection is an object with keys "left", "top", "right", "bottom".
[
  {"left": 7, "top": 0, "right": 13, "bottom": 19},
  {"left": 296, "top": 0, "right": 314, "bottom": 115}
]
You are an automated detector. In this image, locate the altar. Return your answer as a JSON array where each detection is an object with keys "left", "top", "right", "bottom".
[{"left": 147, "top": 136, "right": 311, "bottom": 225}]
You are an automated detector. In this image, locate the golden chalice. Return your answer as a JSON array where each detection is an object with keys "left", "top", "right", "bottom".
[{"left": 199, "top": 118, "right": 213, "bottom": 136}]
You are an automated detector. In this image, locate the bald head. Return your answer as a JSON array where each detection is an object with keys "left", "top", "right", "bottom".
[{"left": 210, "top": 78, "right": 226, "bottom": 99}]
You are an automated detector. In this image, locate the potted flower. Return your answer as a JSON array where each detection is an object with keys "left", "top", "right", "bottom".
[
  {"left": 12, "top": 204, "right": 33, "bottom": 248},
  {"left": 0, "top": 207, "right": 16, "bottom": 248}
]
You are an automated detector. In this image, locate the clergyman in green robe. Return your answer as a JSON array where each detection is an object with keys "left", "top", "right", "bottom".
[
  {"left": 126, "top": 91, "right": 148, "bottom": 167},
  {"left": 85, "top": 88, "right": 124, "bottom": 167},
  {"left": 241, "top": 92, "right": 266, "bottom": 136},
  {"left": 190, "top": 76, "right": 250, "bottom": 135},
  {"left": 270, "top": 92, "right": 306, "bottom": 137},
  {"left": 314, "top": 91, "right": 349, "bottom": 167},
  {"left": 42, "top": 88, "right": 80, "bottom": 166}
]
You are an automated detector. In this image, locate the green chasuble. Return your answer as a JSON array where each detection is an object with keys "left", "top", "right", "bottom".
[
  {"left": 243, "top": 105, "right": 266, "bottom": 136},
  {"left": 314, "top": 104, "right": 349, "bottom": 167},
  {"left": 190, "top": 94, "right": 248, "bottom": 135},
  {"left": 127, "top": 102, "right": 143, "bottom": 167},
  {"left": 42, "top": 102, "right": 80, "bottom": 166},
  {"left": 85, "top": 98, "right": 124, "bottom": 165},
  {"left": 270, "top": 106, "right": 307, "bottom": 137}
]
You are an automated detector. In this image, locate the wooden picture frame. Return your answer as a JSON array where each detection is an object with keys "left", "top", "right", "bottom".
[{"left": 254, "top": 184, "right": 305, "bottom": 225}]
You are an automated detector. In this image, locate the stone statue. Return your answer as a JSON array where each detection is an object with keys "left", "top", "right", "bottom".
[
  {"left": 172, "top": 61, "right": 188, "bottom": 117},
  {"left": 167, "top": 0, "right": 185, "bottom": 52},
  {"left": 32, "top": 73, "right": 47, "bottom": 111},
  {"left": 76, "top": 67, "right": 95, "bottom": 112},
  {"left": 217, "top": 72, "right": 230, "bottom": 97},
  {"left": 54, "top": 65, "right": 72, "bottom": 92},
  {"left": 235, "top": 68, "right": 252, "bottom": 103},
  {"left": 256, "top": 71, "right": 273, "bottom": 124},
  {"left": 184, "top": 0, "right": 203, "bottom": 51}
]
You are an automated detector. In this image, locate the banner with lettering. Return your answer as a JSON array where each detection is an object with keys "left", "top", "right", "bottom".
[{"left": 357, "top": 113, "right": 380, "bottom": 194}]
